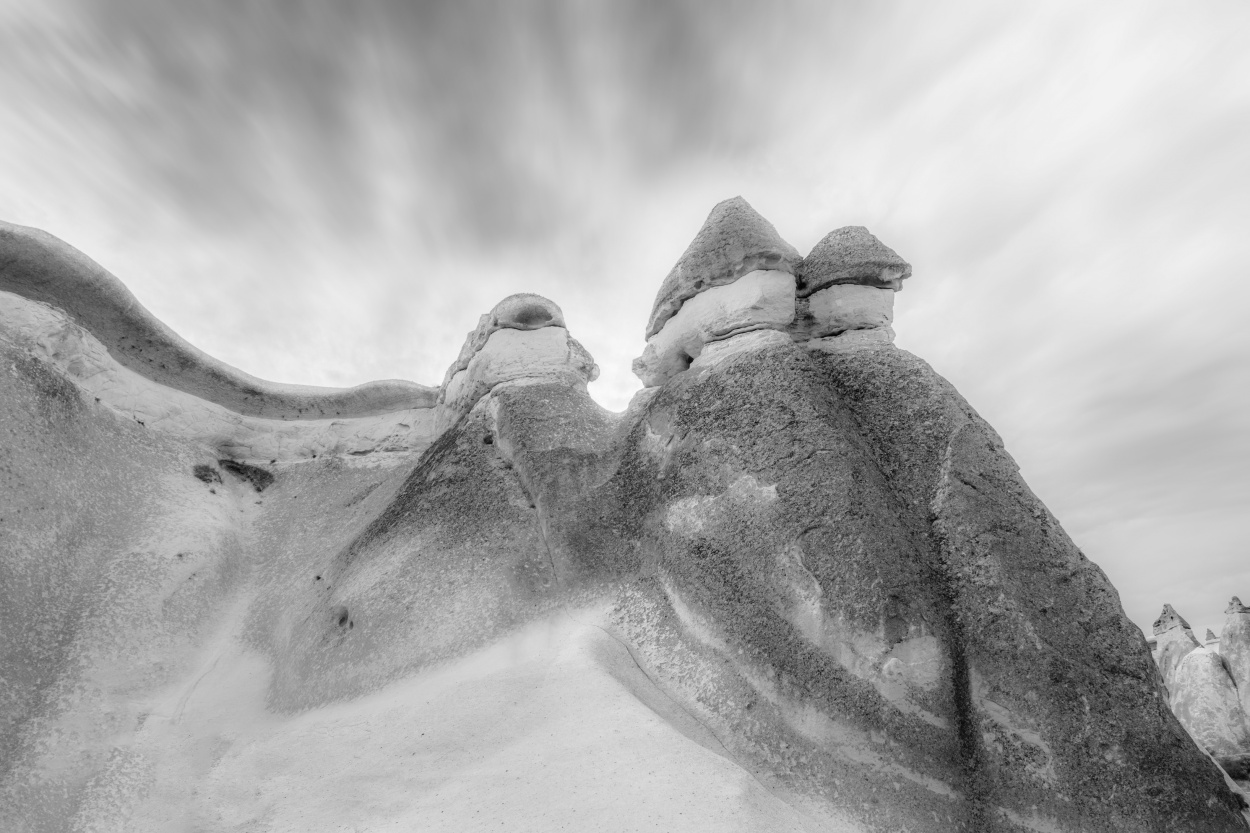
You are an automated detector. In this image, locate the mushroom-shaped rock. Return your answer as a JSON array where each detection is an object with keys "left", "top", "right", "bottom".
[
  {"left": 437, "top": 294, "right": 597, "bottom": 432},
  {"left": 443, "top": 293, "right": 568, "bottom": 389},
  {"left": 1153, "top": 604, "right": 1202, "bottom": 694},
  {"left": 796, "top": 225, "right": 912, "bottom": 296},
  {"left": 1223, "top": 596, "right": 1250, "bottom": 713},
  {"left": 791, "top": 226, "right": 909, "bottom": 346},
  {"left": 1169, "top": 648, "right": 1250, "bottom": 762},
  {"left": 644, "top": 197, "right": 801, "bottom": 339},
  {"left": 632, "top": 270, "right": 796, "bottom": 387}
]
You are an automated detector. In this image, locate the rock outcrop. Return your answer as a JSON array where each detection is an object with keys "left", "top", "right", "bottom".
[
  {"left": 0, "top": 221, "right": 438, "bottom": 418},
  {"left": 1170, "top": 648, "right": 1250, "bottom": 758},
  {"left": 1151, "top": 602, "right": 1250, "bottom": 784},
  {"left": 1154, "top": 603, "right": 1204, "bottom": 693},
  {"left": 644, "top": 197, "right": 802, "bottom": 340},
  {"left": 2, "top": 206, "right": 1246, "bottom": 832},
  {"left": 1227, "top": 597, "right": 1250, "bottom": 712},
  {"left": 633, "top": 198, "right": 905, "bottom": 388},
  {"left": 435, "top": 293, "right": 598, "bottom": 432}
]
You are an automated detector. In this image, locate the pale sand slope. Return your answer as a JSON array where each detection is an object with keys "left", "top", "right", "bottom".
[{"left": 95, "top": 606, "right": 833, "bottom": 833}]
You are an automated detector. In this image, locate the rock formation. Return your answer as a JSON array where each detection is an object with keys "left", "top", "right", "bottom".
[
  {"left": 2, "top": 206, "right": 1246, "bottom": 832},
  {"left": 633, "top": 198, "right": 904, "bottom": 388},
  {"left": 1154, "top": 603, "right": 1203, "bottom": 693},
  {"left": 1227, "top": 598, "right": 1250, "bottom": 713},
  {"left": 1151, "top": 602, "right": 1250, "bottom": 782}
]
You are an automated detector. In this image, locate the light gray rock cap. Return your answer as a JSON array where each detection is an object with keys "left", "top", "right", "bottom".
[
  {"left": 797, "top": 225, "right": 912, "bottom": 297},
  {"left": 1154, "top": 603, "right": 1192, "bottom": 636},
  {"left": 645, "top": 196, "right": 801, "bottom": 339},
  {"left": 1228, "top": 597, "right": 1249, "bottom": 615}
]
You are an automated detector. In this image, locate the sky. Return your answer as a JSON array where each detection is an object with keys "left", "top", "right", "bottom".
[{"left": 1, "top": 0, "right": 1248, "bottom": 641}]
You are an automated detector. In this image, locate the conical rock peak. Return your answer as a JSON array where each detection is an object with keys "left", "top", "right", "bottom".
[{"left": 645, "top": 196, "right": 801, "bottom": 338}]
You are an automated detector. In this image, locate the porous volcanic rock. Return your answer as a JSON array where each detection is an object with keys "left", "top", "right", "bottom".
[
  {"left": 644, "top": 196, "right": 801, "bottom": 339},
  {"left": 1225, "top": 597, "right": 1250, "bottom": 712},
  {"left": 2, "top": 214, "right": 1245, "bottom": 832},
  {"left": 796, "top": 224, "right": 912, "bottom": 296}
]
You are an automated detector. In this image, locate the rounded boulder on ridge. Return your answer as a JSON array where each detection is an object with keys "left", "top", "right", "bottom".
[{"left": 797, "top": 225, "right": 912, "bottom": 297}]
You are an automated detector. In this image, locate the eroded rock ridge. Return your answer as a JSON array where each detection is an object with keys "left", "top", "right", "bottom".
[{"left": 1, "top": 203, "right": 1245, "bottom": 833}]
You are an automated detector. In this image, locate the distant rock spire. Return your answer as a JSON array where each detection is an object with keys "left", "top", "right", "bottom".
[
  {"left": 1153, "top": 604, "right": 1201, "bottom": 696},
  {"left": 1224, "top": 596, "right": 1250, "bottom": 714},
  {"left": 1207, "top": 629, "right": 1220, "bottom": 643},
  {"left": 796, "top": 226, "right": 911, "bottom": 297},
  {"left": 645, "top": 197, "right": 801, "bottom": 339},
  {"left": 1153, "top": 603, "right": 1192, "bottom": 636}
]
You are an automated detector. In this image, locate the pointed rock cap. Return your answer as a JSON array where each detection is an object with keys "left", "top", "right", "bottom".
[
  {"left": 1153, "top": 603, "right": 1192, "bottom": 636},
  {"left": 443, "top": 293, "right": 567, "bottom": 388},
  {"left": 645, "top": 197, "right": 801, "bottom": 339},
  {"left": 797, "top": 226, "right": 912, "bottom": 298},
  {"left": 1228, "top": 596, "right": 1249, "bottom": 615},
  {"left": 1206, "top": 629, "right": 1220, "bottom": 642}
]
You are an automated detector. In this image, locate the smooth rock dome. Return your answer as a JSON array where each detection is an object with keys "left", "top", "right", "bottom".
[{"left": 797, "top": 224, "right": 913, "bottom": 296}]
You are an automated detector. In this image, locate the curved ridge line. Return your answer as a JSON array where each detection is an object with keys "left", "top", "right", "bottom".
[{"left": 0, "top": 222, "right": 438, "bottom": 420}]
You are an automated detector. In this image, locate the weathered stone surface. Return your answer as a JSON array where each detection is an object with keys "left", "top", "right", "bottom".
[
  {"left": 1154, "top": 604, "right": 1204, "bottom": 694},
  {"left": 632, "top": 270, "right": 795, "bottom": 387},
  {"left": 1170, "top": 649, "right": 1250, "bottom": 758},
  {"left": 645, "top": 197, "right": 801, "bottom": 339},
  {"left": 437, "top": 326, "right": 598, "bottom": 432},
  {"left": 0, "top": 222, "right": 438, "bottom": 418},
  {"left": 1156, "top": 603, "right": 1193, "bottom": 634},
  {"left": 795, "top": 283, "right": 895, "bottom": 339},
  {"left": 1225, "top": 597, "right": 1250, "bottom": 713},
  {"left": 0, "top": 290, "right": 436, "bottom": 461},
  {"left": 797, "top": 225, "right": 912, "bottom": 297},
  {"left": 805, "top": 326, "right": 896, "bottom": 353},
  {"left": 4, "top": 222, "right": 1246, "bottom": 832},
  {"left": 442, "top": 293, "right": 568, "bottom": 388}
]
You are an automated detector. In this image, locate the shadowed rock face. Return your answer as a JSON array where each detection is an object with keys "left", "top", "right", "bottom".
[{"left": 2, "top": 213, "right": 1246, "bottom": 832}]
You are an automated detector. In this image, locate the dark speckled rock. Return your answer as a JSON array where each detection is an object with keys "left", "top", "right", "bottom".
[
  {"left": 645, "top": 197, "right": 801, "bottom": 338},
  {"left": 600, "top": 332, "right": 1246, "bottom": 831}
]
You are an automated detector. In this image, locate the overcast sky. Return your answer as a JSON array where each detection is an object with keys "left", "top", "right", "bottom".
[{"left": 2, "top": 0, "right": 1247, "bottom": 641}]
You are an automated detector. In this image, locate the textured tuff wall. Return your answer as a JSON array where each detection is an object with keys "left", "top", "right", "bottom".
[{"left": 2, "top": 205, "right": 1246, "bottom": 832}]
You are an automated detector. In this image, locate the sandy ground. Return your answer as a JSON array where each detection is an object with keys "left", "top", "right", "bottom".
[{"left": 90, "top": 606, "right": 838, "bottom": 833}]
